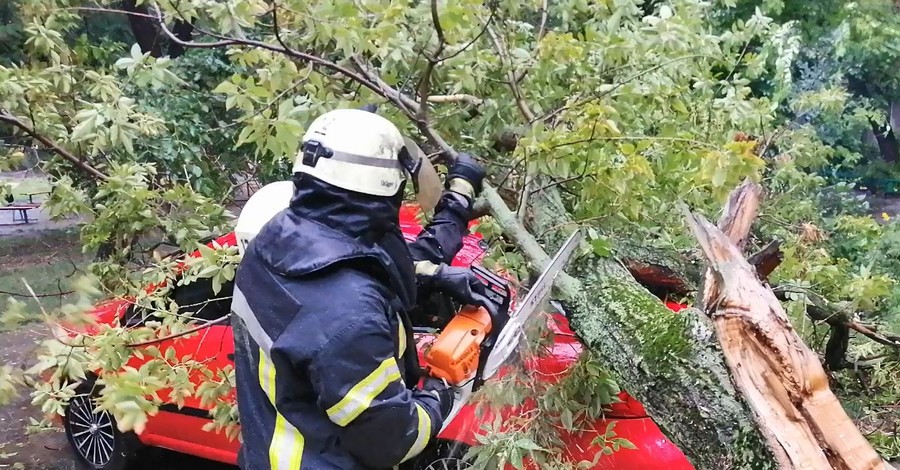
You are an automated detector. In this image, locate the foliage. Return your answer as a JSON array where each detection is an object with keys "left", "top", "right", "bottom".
[
  {"left": 0, "top": 0, "right": 899, "bottom": 465},
  {"left": 0, "top": 0, "right": 26, "bottom": 65},
  {"left": 465, "top": 344, "right": 628, "bottom": 469}
]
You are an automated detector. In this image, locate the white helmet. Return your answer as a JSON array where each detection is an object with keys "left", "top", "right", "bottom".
[
  {"left": 293, "top": 108, "right": 441, "bottom": 211},
  {"left": 234, "top": 180, "right": 294, "bottom": 255}
]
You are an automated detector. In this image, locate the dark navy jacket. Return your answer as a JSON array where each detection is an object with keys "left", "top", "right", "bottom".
[{"left": 231, "top": 178, "right": 471, "bottom": 470}]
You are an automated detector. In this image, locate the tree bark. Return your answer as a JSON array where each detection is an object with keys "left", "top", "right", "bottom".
[
  {"left": 747, "top": 240, "right": 783, "bottom": 282},
  {"left": 871, "top": 120, "right": 899, "bottom": 164},
  {"left": 123, "top": 0, "right": 163, "bottom": 57},
  {"left": 167, "top": 20, "right": 194, "bottom": 58},
  {"left": 685, "top": 182, "right": 888, "bottom": 470},
  {"left": 488, "top": 182, "right": 774, "bottom": 469}
]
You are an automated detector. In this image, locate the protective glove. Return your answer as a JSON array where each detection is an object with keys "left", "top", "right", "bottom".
[
  {"left": 445, "top": 153, "right": 486, "bottom": 204},
  {"left": 421, "top": 377, "right": 455, "bottom": 419},
  {"left": 416, "top": 261, "right": 497, "bottom": 316}
]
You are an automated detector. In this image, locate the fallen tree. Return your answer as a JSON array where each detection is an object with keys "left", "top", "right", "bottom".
[{"left": 489, "top": 182, "right": 772, "bottom": 468}]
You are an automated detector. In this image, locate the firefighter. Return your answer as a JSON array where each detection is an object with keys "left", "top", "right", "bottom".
[{"left": 230, "top": 107, "right": 490, "bottom": 469}]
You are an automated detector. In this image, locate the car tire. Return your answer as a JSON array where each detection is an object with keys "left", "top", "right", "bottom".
[
  {"left": 411, "top": 440, "right": 472, "bottom": 470},
  {"left": 63, "top": 385, "right": 141, "bottom": 470}
]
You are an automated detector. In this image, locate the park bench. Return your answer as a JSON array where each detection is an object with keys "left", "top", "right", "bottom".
[{"left": 0, "top": 203, "right": 39, "bottom": 224}]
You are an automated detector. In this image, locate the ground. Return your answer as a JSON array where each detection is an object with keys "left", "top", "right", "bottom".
[{"left": 0, "top": 171, "right": 898, "bottom": 469}]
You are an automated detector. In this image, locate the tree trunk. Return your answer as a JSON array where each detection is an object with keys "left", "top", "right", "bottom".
[
  {"left": 167, "top": 20, "right": 194, "bottom": 58},
  {"left": 685, "top": 181, "right": 888, "bottom": 470},
  {"left": 484, "top": 183, "right": 774, "bottom": 469},
  {"left": 122, "top": 0, "right": 162, "bottom": 58},
  {"left": 871, "top": 120, "right": 899, "bottom": 163}
]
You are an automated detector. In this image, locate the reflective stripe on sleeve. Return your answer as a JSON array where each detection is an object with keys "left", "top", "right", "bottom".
[
  {"left": 258, "top": 349, "right": 304, "bottom": 469},
  {"left": 326, "top": 357, "right": 402, "bottom": 427},
  {"left": 397, "top": 312, "right": 407, "bottom": 358},
  {"left": 258, "top": 348, "right": 277, "bottom": 404},
  {"left": 400, "top": 403, "right": 432, "bottom": 463},
  {"left": 232, "top": 286, "right": 274, "bottom": 355},
  {"left": 270, "top": 414, "right": 305, "bottom": 470}
]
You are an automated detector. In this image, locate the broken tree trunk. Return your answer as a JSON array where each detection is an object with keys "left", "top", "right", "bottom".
[
  {"left": 486, "top": 182, "right": 774, "bottom": 469},
  {"left": 684, "top": 182, "right": 888, "bottom": 470}
]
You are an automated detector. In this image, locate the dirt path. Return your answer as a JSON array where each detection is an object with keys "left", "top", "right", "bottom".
[
  {"left": 862, "top": 190, "right": 900, "bottom": 223},
  {"left": 0, "top": 324, "right": 73, "bottom": 470}
]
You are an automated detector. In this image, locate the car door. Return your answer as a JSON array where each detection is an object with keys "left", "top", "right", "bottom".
[{"left": 142, "top": 275, "right": 238, "bottom": 462}]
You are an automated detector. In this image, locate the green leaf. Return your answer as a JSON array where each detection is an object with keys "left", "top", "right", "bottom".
[
  {"left": 617, "top": 438, "right": 638, "bottom": 450},
  {"left": 711, "top": 166, "right": 727, "bottom": 187},
  {"left": 212, "top": 275, "right": 223, "bottom": 295},
  {"left": 561, "top": 407, "right": 574, "bottom": 430},
  {"left": 196, "top": 243, "right": 216, "bottom": 261}
]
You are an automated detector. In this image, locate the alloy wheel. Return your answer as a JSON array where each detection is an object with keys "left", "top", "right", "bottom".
[
  {"left": 66, "top": 395, "right": 116, "bottom": 467},
  {"left": 424, "top": 458, "right": 473, "bottom": 470}
]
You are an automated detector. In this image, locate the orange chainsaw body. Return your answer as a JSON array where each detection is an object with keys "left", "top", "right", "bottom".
[{"left": 425, "top": 305, "right": 493, "bottom": 385}]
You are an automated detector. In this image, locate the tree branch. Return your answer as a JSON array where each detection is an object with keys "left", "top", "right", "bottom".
[
  {"left": 529, "top": 172, "right": 591, "bottom": 195},
  {"left": 0, "top": 111, "right": 107, "bottom": 181},
  {"left": 426, "top": 94, "right": 484, "bottom": 106},
  {"left": 486, "top": 26, "right": 536, "bottom": 122},
  {"left": 438, "top": 8, "right": 495, "bottom": 62},
  {"left": 772, "top": 286, "right": 900, "bottom": 350},
  {"left": 747, "top": 239, "right": 782, "bottom": 281},
  {"left": 549, "top": 134, "right": 718, "bottom": 150},
  {"left": 430, "top": 0, "right": 446, "bottom": 45},
  {"left": 0, "top": 288, "right": 74, "bottom": 298},
  {"left": 127, "top": 315, "right": 230, "bottom": 347},
  {"left": 415, "top": 0, "right": 448, "bottom": 121},
  {"left": 153, "top": 3, "right": 383, "bottom": 98},
  {"left": 535, "top": 0, "right": 549, "bottom": 44},
  {"left": 536, "top": 54, "right": 709, "bottom": 124},
  {"left": 62, "top": 6, "right": 156, "bottom": 19},
  {"left": 512, "top": 0, "right": 549, "bottom": 84},
  {"left": 483, "top": 184, "right": 552, "bottom": 271}
]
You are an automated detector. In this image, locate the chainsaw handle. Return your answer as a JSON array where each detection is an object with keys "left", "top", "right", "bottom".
[
  {"left": 468, "top": 265, "right": 511, "bottom": 345},
  {"left": 465, "top": 265, "right": 512, "bottom": 389}
]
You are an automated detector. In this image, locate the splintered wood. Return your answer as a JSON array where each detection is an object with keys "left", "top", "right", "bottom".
[{"left": 685, "top": 181, "right": 887, "bottom": 470}]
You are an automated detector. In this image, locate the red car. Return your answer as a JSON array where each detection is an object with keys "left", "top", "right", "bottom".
[{"left": 52, "top": 205, "right": 693, "bottom": 470}]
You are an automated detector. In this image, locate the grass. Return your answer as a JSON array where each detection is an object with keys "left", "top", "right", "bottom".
[{"left": 0, "top": 229, "right": 91, "bottom": 322}]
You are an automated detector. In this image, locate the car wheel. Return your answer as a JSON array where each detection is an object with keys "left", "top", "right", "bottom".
[
  {"left": 411, "top": 440, "right": 472, "bottom": 470},
  {"left": 422, "top": 458, "right": 472, "bottom": 470},
  {"left": 63, "top": 392, "right": 139, "bottom": 470}
]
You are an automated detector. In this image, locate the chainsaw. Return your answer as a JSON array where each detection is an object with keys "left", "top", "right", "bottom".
[{"left": 424, "top": 229, "right": 583, "bottom": 431}]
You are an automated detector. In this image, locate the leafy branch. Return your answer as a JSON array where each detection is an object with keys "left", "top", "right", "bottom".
[
  {"left": 0, "top": 110, "right": 108, "bottom": 180},
  {"left": 126, "top": 314, "right": 230, "bottom": 347}
]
